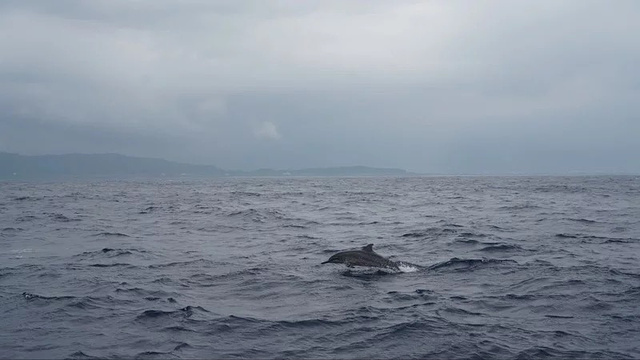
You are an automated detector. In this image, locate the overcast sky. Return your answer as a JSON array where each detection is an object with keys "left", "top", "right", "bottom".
[{"left": 0, "top": 0, "right": 638, "bottom": 174}]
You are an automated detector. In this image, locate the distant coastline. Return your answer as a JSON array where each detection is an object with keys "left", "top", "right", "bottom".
[{"left": 0, "top": 152, "right": 412, "bottom": 180}]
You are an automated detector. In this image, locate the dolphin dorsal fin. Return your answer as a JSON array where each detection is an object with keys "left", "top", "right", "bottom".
[{"left": 362, "top": 244, "right": 374, "bottom": 252}]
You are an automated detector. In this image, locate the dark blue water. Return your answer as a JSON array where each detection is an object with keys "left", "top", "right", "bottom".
[{"left": 1, "top": 176, "right": 640, "bottom": 359}]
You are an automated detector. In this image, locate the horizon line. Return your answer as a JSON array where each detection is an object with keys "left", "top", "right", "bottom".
[{"left": 1, "top": 151, "right": 638, "bottom": 177}]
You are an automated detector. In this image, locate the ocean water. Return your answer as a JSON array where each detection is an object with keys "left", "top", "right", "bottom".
[{"left": 1, "top": 176, "right": 639, "bottom": 359}]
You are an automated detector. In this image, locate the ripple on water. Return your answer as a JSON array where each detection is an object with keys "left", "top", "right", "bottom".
[{"left": 1, "top": 176, "right": 639, "bottom": 359}]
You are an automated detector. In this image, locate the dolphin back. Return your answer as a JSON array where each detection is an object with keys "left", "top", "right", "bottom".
[{"left": 321, "top": 244, "right": 400, "bottom": 270}]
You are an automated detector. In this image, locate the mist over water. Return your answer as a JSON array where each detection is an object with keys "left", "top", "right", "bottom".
[{"left": 1, "top": 176, "right": 639, "bottom": 359}]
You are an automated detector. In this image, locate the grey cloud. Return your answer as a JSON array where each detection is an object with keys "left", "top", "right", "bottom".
[{"left": 0, "top": 0, "right": 639, "bottom": 173}]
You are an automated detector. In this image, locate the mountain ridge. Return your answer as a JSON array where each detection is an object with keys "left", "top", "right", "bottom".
[{"left": 0, "top": 152, "right": 411, "bottom": 179}]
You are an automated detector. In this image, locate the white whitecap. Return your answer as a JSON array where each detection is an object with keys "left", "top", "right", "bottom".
[{"left": 396, "top": 262, "right": 420, "bottom": 273}]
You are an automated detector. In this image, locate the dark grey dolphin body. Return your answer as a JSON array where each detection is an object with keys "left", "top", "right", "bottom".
[{"left": 321, "top": 244, "right": 400, "bottom": 270}]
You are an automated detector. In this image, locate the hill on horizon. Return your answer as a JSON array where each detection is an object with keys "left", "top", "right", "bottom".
[{"left": 0, "top": 152, "right": 410, "bottom": 180}]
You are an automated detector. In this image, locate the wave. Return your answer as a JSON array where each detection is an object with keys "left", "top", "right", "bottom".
[
  {"left": 622, "top": 287, "right": 640, "bottom": 296},
  {"left": 454, "top": 238, "right": 481, "bottom": 245},
  {"left": 341, "top": 269, "right": 397, "bottom": 278},
  {"left": 133, "top": 350, "right": 180, "bottom": 359},
  {"left": 139, "top": 206, "right": 160, "bottom": 214},
  {"left": 136, "top": 306, "right": 210, "bottom": 321},
  {"left": 428, "top": 257, "right": 518, "bottom": 271},
  {"left": 478, "top": 244, "right": 526, "bottom": 253},
  {"left": 226, "top": 208, "right": 287, "bottom": 223},
  {"left": 282, "top": 224, "right": 307, "bottom": 229},
  {"left": 502, "top": 293, "right": 536, "bottom": 301},
  {"left": 604, "top": 238, "right": 638, "bottom": 244},
  {"left": 402, "top": 227, "right": 459, "bottom": 238},
  {"left": 566, "top": 218, "right": 598, "bottom": 224},
  {"left": 196, "top": 314, "right": 351, "bottom": 331},
  {"left": 439, "top": 222, "right": 464, "bottom": 228},
  {"left": 297, "top": 234, "right": 320, "bottom": 240},
  {"left": 13, "top": 196, "right": 43, "bottom": 201},
  {"left": 115, "top": 287, "right": 177, "bottom": 299},
  {"left": 48, "top": 213, "right": 81, "bottom": 222},
  {"left": 22, "top": 293, "right": 134, "bottom": 310},
  {"left": 136, "top": 309, "right": 181, "bottom": 319},
  {"left": 498, "top": 203, "right": 541, "bottom": 211},
  {"left": 555, "top": 233, "right": 638, "bottom": 243},
  {"left": 22, "top": 292, "right": 75, "bottom": 301},
  {"left": 74, "top": 248, "right": 145, "bottom": 259},
  {"left": 486, "top": 224, "right": 508, "bottom": 231},
  {"left": 161, "top": 325, "right": 198, "bottom": 333},
  {"left": 173, "top": 342, "right": 191, "bottom": 351},
  {"left": 15, "top": 215, "right": 38, "bottom": 222},
  {"left": 2, "top": 227, "right": 24, "bottom": 232},
  {"left": 386, "top": 289, "right": 435, "bottom": 302},
  {"left": 230, "top": 191, "right": 261, "bottom": 197},
  {"left": 67, "top": 351, "right": 100, "bottom": 359},
  {"left": 88, "top": 263, "right": 135, "bottom": 268},
  {"left": 556, "top": 233, "right": 578, "bottom": 238},
  {"left": 458, "top": 231, "right": 488, "bottom": 238},
  {"left": 148, "top": 258, "right": 217, "bottom": 269},
  {"left": 439, "top": 307, "right": 485, "bottom": 317},
  {"left": 515, "top": 347, "right": 635, "bottom": 360},
  {"left": 92, "top": 232, "right": 131, "bottom": 237},
  {"left": 185, "top": 269, "right": 264, "bottom": 285},
  {"left": 396, "top": 261, "right": 422, "bottom": 273},
  {"left": 534, "top": 185, "right": 589, "bottom": 193}
]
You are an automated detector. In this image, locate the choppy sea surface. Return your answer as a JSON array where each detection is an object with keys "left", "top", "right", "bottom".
[{"left": 1, "top": 176, "right": 640, "bottom": 359}]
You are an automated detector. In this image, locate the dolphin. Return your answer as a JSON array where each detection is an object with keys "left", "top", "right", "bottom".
[{"left": 321, "top": 244, "right": 400, "bottom": 270}]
